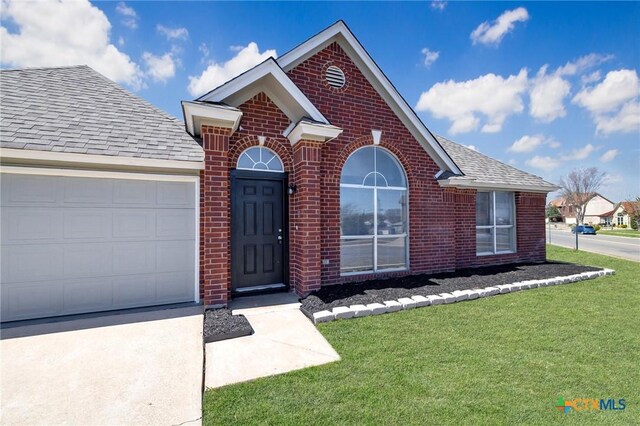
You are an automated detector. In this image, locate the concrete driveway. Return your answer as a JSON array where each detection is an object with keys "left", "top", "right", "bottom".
[{"left": 1, "top": 306, "right": 203, "bottom": 426}]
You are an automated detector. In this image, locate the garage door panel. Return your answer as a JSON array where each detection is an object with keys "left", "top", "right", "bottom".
[
  {"left": 112, "top": 210, "right": 155, "bottom": 239},
  {"left": 156, "top": 210, "right": 195, "bottom": 238},
  {"left": 156, "top": 241, "right": 194, "bottom": 273},
  {"left": 63, "top": 244, "right": 112, "bottom": 278},
  {"left": 113, "top": 180, "right": 156, "bottom": 205},
  {"left": 156, "top": 272, "right": 193, "bottom": 303},
  {"left": 112, "top": 242, "right": 156, "bottom": 275},
  {"left": 63, "top": 177, "right": 112, "bottom": 204},
  {"left": 62, "top": 278, "right": 114, "bottom": 314},
  {"left": 2, "top": 245, "right": 64, "bottom": 283},
  {"left": 2, "top": 207, "right": 62, "bottom": 242},
  {"left": 1, "top": 174, "right": 60, "bottom": 205},
  {"left": 1, "top": 281, "right": 63, "bottom": 322},
  {"left": 157, "top": 182, "right": 194, "bottom": 207},
  {"left": 113, "top": 276, "right": 157, "bottom": 307},
  {"left": 63, "top": 209, "right": 111, "bottom": 240},
  {"left": 1, "top": 173, "right": 197, "bottom": 322}
]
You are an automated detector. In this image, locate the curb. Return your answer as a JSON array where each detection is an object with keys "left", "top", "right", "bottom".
[{"left": 308, "top": 268, "right": 615, "bottom": 324}]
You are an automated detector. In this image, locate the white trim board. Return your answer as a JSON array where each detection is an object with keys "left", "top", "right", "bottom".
[{"left": 0, "top": 148, "right": 204, "bottom": 173}]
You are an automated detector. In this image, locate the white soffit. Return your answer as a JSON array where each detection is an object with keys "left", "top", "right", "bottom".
[
  {"left": 181, "top": 101, "right": 243, "bottom": 137},
  {"left": 277, "top": 21, "right": 462, "bottom": 175},
  {"left": 196, "top": 59, "right": 328, "bottom": 126},
  {"left": 286, "top": 121, "right": 343, "bottom": 145}
]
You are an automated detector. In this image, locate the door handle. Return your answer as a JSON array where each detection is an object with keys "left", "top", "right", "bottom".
[{"left": 277, "top": 235, "right": 283, "bottom": 244}]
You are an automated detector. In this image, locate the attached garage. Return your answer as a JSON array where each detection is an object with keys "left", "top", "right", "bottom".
[
  {"left": 0, "top": 65, "right": 204, "bottom": 322},
  {"left": 1, "top": 172, "right": 198, "bottom": 322}
]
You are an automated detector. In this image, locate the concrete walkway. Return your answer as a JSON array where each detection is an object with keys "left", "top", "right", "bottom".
[
  {"left": 205, "top": 293, "right": 340, "bottom": 389},
  {"left": 1, "top": 306, "right": 203, "bottom": 426}
]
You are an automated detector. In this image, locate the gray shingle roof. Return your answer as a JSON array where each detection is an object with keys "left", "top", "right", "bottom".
[
  {"left": 436, "top": 135, "right": 558, "bottom": 190},
  {"left": 1, "top": 65, "right": 203, "bottom": 162}
]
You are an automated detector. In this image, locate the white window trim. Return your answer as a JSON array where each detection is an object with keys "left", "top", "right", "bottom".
[
  {"left": 476, "top": 191, "right": 517, "bottom": 256},
  {"left": 236, "top": 146, "right": 284, "bottom": 173},
  {"left": 339, "top": 146, "right": 409, "bottom": 275}
]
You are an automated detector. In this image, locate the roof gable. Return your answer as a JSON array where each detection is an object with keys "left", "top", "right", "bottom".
[
  {"left": 277, "top": 21, "right": 461, "bottom": 175},
  {"left": 196, "top": 58, "right": 328, "bottom": 126}
]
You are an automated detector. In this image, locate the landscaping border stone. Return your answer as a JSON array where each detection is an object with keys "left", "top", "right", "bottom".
[{"left": 305, "top": 269, "right": 615, "bottom": 324}]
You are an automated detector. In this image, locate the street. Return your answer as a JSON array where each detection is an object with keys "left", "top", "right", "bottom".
[{"left": 546, "top": 228, "right": 640, "bottom": 262}]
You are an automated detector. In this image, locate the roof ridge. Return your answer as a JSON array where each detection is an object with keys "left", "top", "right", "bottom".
[{"left": 0, "top": 64, "right": 90, "bottom": 73}]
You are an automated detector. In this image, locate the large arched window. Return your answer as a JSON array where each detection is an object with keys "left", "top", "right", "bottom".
[
  {"left": 340, "top": 146, "right": 408, "bottom": 274},
  {"left": 236, "top": 147, "right": 284, "bottom": 172}
]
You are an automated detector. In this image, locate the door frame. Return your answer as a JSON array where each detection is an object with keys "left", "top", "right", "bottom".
[{"left": 230, "top": 169, "right": 289, "bottom": 296}]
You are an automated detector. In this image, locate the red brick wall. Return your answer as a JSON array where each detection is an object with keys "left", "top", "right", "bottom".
[{"left": 199, "top": 42, "right": 548, "bottom": 303}]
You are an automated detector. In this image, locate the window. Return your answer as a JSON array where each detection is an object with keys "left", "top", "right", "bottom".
[
  {"left": 617, "top": 213, "right": 624, "bottom": 225},
  {"left": 236, "top": 147, "right": 284, "bottom": 172},
  {"left": 340, "top": 146, "right": 408, "bottom": 274},
  {"left": 476, "top": 191, "right": 515, "bottom": 255}
]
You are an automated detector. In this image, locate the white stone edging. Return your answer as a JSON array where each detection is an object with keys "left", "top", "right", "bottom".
[{"left": 310, "top": 269, "right": 615, "bottom": 324}]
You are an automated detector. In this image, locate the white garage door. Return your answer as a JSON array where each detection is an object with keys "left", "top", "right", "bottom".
[{"left": 1, "top": 172, "right": 198, "bottom": 322}]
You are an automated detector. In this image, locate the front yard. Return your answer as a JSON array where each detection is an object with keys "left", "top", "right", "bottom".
[
  {"left": 203, "top": 246, "right": 639, "bottom": 425},
  {"left": 597, "top": 229, "right": 640, "bottom": 238}
]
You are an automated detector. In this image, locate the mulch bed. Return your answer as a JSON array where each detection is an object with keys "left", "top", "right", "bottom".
[
  {"left": 204, "top": 309, "right": 253, "bottom": 343},
  {"left": 301, "top": 261, "right": 602, "bottom": 314}
]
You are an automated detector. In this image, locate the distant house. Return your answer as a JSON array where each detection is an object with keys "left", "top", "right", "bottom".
[
  {"left": 549, "top": 193, "right": 614, "bottom": 225},
  {"left": 611, "top": 201, "right": 640, "bottom": 228}
]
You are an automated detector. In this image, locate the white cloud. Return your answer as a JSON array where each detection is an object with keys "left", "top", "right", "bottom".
[
  {"left": 157, "top": 24, "right": 188, "bottom": 41},
  {"left": 431, "top": 1, "right": 447, "bottom": 11},
  {"left": 470, "top": 7, "right": 529, "bottom": 46},
  {"left": 525, "top": 155, "right": 562, "bottom": 172},
  {"left": 415, "top": 69, "right": 528, "bottom": 134},
  {"left": 581, "top": 70, "right": 601, "bottom": 85},
  {"left": 464, "top": 144, "right": 478, "bottom": 151},
  {"left": 529, "top": 65, "right": 571, "bottom": 122},
  {"left": 142, "top": 51, "right": 176, "bottom": 83},
  {"left": 116, "top": 2, "right": 138, "bottom": 29},
  {"left": 600, "top": 149, "right": 619, "bottom": 163},
  {"left": 188, "top": 42, "right": 277, "bottom": 96},
  {"left": 556, "top": 53, "right": 613, "bottom": 77},
  {"left": 1, "top": 0, "right": 143, "bottom": 89},
  {"left": 421, "top": 48, "right": 439, "bottom": 67},
  {"left": 573, "top": 69, "right": 640, "bottom": 135},
  {"left": 561, "top": 144, "right": 596, "bottom": 161},
  {"left": 118, "top": 36, "right": 125, "bottom": 46},
  {"left": 508, "top": 135, "right": 545, "bottom": 153}
]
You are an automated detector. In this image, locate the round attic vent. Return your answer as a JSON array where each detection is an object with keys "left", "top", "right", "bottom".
[{"left": 326, "top": 65, "right": 346, "bottom": 88}]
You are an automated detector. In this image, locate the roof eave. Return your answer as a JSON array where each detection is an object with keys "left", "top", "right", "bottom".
[{"left": 438, "top": 178, "right": 560, "bottom": 193}]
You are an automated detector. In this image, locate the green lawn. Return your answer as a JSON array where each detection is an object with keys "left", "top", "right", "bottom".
[
  {"left": 598, "top": 229, "right": 640, "bottom": 238},
  {"left": 204, "top": 246, "right": 639, "bottom": 425}
]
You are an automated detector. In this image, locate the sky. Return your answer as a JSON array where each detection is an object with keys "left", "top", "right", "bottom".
[{"left": 1, "top": 1, "right": 639, "bottom": 202}]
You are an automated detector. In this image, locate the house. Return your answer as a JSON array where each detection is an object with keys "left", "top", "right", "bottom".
[
  {"left": 611, "top": 201, "right": 640, "bottom": 228},
  {"left": 548, "top": 193, "right": 614, "bottom": 225},
  {"left": 181, "top": 21, "right": 557, "bottom": 308},
  {"left": 0, "top": 22, "right": 557, "bottom": 322}
]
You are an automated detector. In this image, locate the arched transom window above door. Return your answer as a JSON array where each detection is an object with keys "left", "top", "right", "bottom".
[{"left": 236, "top": 147, "right": 284, "bottom": 172}]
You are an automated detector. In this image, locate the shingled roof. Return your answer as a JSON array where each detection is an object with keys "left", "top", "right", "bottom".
[
  {"left": 436, "top": 135, "right": 558, "bottom": 191},
  {"left": 0, "top": 65, "right": 203, "bottom": 162}
]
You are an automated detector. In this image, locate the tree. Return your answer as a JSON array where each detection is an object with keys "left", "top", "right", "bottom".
[
  {"left": 546, "top": 204, "right": 562, "bottom": 221},
  {"left": 559, "top": 167, "right": 606, "bottom": 225},
  {"left": 630, "top": 196, "right": 640, "bottom": 230}
]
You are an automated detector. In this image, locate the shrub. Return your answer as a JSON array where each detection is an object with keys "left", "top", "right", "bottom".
[
  {"left": 620, "top": 224, "right": 628, "bottom": 229},
  {"left": 594, "top": 225, "right": 601, "bottom": 231}
]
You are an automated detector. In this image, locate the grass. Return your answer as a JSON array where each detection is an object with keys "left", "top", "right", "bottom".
[
  {"left": 204, "top": 246, "right": 639, "bottom": 425},
  {"left": 597, "top": 229, "right": 640, "bottom": 238}
]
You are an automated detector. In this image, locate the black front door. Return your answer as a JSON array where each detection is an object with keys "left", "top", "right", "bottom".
[{"left": 231, "top": 171, "right": 286, "bottom": 292}]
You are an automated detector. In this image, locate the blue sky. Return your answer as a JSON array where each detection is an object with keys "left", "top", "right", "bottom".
[{"left": 2, "top": 1, "right": 639, "bottom": 202}]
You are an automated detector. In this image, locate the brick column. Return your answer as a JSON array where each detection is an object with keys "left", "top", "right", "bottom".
[
  {"left": 200, "top": 125, "right": 231, "bottom": 307},
  {"left": 291, "top": 140, "right": 323, "bottom": 296}
]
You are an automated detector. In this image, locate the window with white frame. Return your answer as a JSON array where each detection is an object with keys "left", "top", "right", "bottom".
[
  {"left": 340, "top": 146, "right": 408, "bottom": 274},
  {"left": 476, "top": 191, "right": 516, "bottom": 255},
  {"left": 617, "top": 213, "right": 624, "bottom": 225},
  {"left": 236, "top": 147, "right": 284, "bottom": 172}
]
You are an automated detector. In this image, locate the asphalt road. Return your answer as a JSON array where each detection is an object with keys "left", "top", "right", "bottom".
[{"left": 546, "top": 228, "right": 640, "bottom": 262}]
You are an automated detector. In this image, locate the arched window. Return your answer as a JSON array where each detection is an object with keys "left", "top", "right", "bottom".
[
  {"left": 340, "top": 146, "right": 408, "bottom": 274},
  {"left": 237, "top": 147, "right": 284, "bottom": 172}
]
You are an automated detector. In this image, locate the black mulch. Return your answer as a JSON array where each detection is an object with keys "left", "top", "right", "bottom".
[
  {"left": 301, "top": 261, "right": 602, "bottom": 314},
  {"left": 204, "top": 309, "right": 254, "bottom": 343}
]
